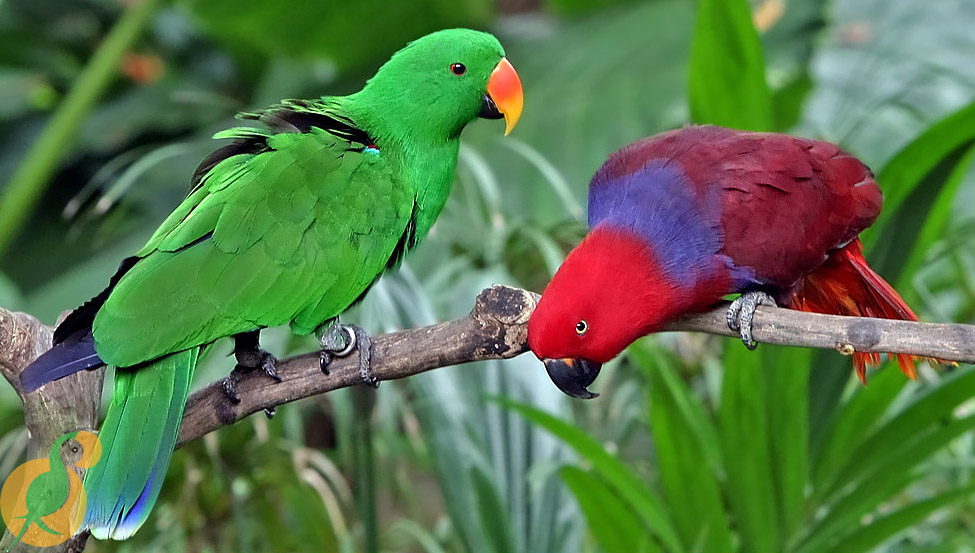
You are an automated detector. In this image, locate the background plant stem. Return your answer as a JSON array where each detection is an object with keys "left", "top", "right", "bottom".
[
  {"left": 351, "top": 386, "right": 379, "bottom": 553},
  {"left": 0, "top": 0, "right": 164, "bottom": 260}
]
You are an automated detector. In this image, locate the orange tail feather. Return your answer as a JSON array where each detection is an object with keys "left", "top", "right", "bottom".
[{"left": 788, "top": 239, "right": 928, "bottom": 384}]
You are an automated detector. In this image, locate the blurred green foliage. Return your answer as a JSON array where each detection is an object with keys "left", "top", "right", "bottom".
[{"left": 1, "top": 0, "right": 974, "bottom": 552}]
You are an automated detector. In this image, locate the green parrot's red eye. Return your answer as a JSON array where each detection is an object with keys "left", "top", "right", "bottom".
[
  {"left": 575, "top": 320, "right": 588, "bottom": 336},
  {"left": 450, "top": 63, "right": 466, "bottom": 76}
]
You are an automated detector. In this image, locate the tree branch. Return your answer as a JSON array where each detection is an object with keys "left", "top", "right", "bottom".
[
  {"left": 176, "top": 285, "right": 536, "bottom": 445},
  {"left": 176, "top": 287, "right": 975, "bottom": 445},
  {"left": 2, "top": 285, "right": 975, "bottom": 549},
  {"left": 664, "top": 304, "right": 975, "bottom": 363}
]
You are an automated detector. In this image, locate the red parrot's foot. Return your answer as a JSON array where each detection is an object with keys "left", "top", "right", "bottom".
[
  {"left": 726, "top": 291, "right": 777, "bottom": 350},
  {"left": 319, "top": 324, "right": 378, "bottom": 388},
  {"left": 223, "top": 330, "right": 282, "bottom": 418}
]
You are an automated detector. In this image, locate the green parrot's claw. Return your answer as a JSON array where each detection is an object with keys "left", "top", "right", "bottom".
[
  {"left": 349, "top": 325, "right": 378, "bottom": 389},
  {"left": 222, "top": 375, "right": 243, "bottom": 405},
  {"left": 319, "top": 322, "right": 350, "bottom": 375},
  {"left": 726, "top": 291, "right": 777, "bottom": 350},
  {"left": 319, "top": 325, "right": 377, "bottom": 388},
  {"left": 223, "top": 330, "right": 282, "bottom": 413}
]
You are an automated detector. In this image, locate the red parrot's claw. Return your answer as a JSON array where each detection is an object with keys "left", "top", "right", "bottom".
[{"left": 727, "top": 291, "right": 777, "bottom": 350}]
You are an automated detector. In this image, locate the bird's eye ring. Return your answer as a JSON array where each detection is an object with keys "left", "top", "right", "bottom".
[
  {"left": 450, "top": 63, "right": 466, "bottom": 76},
  {"left": 575, "top": 320, "right": 588, "bottom": 336}
]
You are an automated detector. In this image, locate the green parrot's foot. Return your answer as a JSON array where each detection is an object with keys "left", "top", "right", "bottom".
[
  {"left": 726, "top": 290, "right": 777, "bottom": 350},
  {"left": 351, "top": 326, "right": 377, "bottom": 388},
  {"left": 223, "top": 330, "right": 282, "bottom": 417},
  {"left": 318, "top": 323, "right": 355, "bottom": 375},
  {"left": 319, "top": 325, "right": 378, "bottom": 388},
  {"left": 233, "top": 330, "right": 281, "bottom": 380}
]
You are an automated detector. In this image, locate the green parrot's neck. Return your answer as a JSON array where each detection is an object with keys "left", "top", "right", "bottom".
[{"left": 342, "top": 92, "right": 462, "bottom": 241}]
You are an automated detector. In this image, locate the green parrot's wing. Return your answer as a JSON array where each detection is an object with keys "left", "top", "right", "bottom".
[
  {"left": 93, "top": 124, "right": 414, "bottom": 367},
  {"left": 136, "top": 127, "right": 273, "bottom": 256}
]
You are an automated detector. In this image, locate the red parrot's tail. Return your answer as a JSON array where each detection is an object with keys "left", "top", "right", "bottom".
[{"left": 788, "top": 239, "right": 928, "bottom": 384}]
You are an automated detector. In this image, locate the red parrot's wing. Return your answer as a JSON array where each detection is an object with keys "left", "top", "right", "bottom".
[
  {"left": 591, "top": 126, "right": 883, "bottom": 294},
  {"left": 712, "top": 134, "right": 882, "bottom": 290},
  {"left": 637, "top": 127, "right": 881, "bottom": 291}
]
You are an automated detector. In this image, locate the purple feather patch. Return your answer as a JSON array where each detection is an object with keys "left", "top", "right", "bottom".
[{"left": 588, "top": 158, "right": 755, "bottom": 291}]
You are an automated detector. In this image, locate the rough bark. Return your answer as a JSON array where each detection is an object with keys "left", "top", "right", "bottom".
[{"left": 0, "top": 310, "right": 99, "bottom": 553}]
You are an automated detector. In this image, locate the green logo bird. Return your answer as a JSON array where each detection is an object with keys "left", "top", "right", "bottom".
[{"left": 4, "top": 432, "right": 82, "bottom": 550}]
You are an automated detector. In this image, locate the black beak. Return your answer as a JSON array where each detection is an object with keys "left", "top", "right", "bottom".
[
  {"left": 477, "top": 94, "right": 503, "bottom": 119},
  {"left": 543, "top": 358, "right": 602, "bottom": 399}
]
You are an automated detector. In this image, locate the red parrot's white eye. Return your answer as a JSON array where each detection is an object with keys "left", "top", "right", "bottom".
[
  {"left": 450, "top": 63, "right": 466, "bottom": 76},
  {"left": 575, "top": 320, "right": 588, "bottom": 336}
]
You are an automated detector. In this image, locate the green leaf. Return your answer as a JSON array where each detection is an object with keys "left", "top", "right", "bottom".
[
  {"left": 825, "top": 485, "right": 975, "bottom": 553},
  {"left": 470, "top": 464, "right": 516, "bottom": 553},
  {"left": 388, "top": 520, "right": 448, "bottom": 553},
  {"left": 869, "top": 143, "right": 975, "bottom": 289},
  {"left": 0, "top": 272, "right": 21, "bottom": 310},
  {"left": 500, "top": 398, "right": 683, "bottom": 552},
  {"left": 798, "top": 415, "right": 975, "bottom": 553},
  {"left": 771, "top": 72, "right": 813, "bottom": 131},
  {"left": 688, "top": 0, "right": 772, "bottom": 130},
  {"left": 761, "top": 347, "right": 811, "bottom": 544},
  {"left": 807, "top": 351, "right": 860, "bottom": 454},
  {"left": 718, "top": 344, "right": 779, "bottom": 553},
  {"left": 864, "top": 103, "right": 975, "bottom": 286},
  {"left": 829, "top": 367, "right": 975, "bottom": 497},
  {"left": 810, "top": 366, "right": 907, "bottom": 501},
  {"left": 632, "top": 345, "right": 733, "bottom": 553},
  {"left": 410, "top": 352, "right": 581, "bottom": 553},
  {"left": 631, "top": 345, "right": 722, "bottom": 473},
  {"left": 890, "top": 146, "right": 975, "bottom": 295},
  {"left": 868, "top": 102, "right": 975, "bottom": 243},
  {"left": 560, "top": 466, "right": 660, "bottom": 553}
]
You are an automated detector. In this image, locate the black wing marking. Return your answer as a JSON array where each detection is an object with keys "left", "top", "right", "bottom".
[
  {"left": 188, "top": 103, "right": 377, "bottom": 197},
  {"left": 188, "top": 135, "right": 271, "bottom": 197},
  {"left": 53, "top": 256, "right": 139, "bottom": 345},
  {"left": 242, "top": 101, "right": 376, "bottom": 149}
]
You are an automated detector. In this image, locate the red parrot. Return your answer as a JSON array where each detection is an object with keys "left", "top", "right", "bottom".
[{"left": 527, "top": 125, "right": 931, "bottom": 399}]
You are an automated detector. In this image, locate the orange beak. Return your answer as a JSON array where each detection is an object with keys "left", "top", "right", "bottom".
[{"left": 486, "top": 57, "right": 523, "bottom": 135}]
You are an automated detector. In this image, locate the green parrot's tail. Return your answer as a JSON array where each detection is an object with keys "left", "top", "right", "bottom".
[{"left": 82, "top": 348, "right": 198, "bottom": 540}]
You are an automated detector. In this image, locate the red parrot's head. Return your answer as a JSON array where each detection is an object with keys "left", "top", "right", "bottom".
[{"left": 527, "top": 226, "right": 680, "bottom": 399}]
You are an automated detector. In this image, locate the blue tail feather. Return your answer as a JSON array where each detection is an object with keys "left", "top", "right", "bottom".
[
  {"left": 82, "top": 348, "right": 197, "bottom": 540},
  {"left": 20, "top": 334, "right": 104, "bottom": 392}
]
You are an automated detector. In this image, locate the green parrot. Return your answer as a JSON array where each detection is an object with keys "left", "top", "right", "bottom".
[{"left": 20, "top": 28, "right": 523, "bottom": 540}]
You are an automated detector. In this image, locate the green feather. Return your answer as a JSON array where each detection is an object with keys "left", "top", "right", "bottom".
[{"left": 83, "top": 348, "right": 197, "bottom": 540}]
